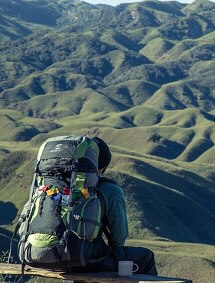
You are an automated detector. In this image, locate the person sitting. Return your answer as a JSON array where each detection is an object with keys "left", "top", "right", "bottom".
[
  {"left": 16, "top": 135, "right": 157, "bottom": 277},
  {"left": 69, "top": 137, "right": 157, "bottom": 275}
]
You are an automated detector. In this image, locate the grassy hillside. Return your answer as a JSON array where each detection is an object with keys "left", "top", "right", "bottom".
[
  {"left": 0, "top": 1, "right": 214, "bottom": 114},
  {"left": 0, "top": 0, "right": 215, "bottom": 282},
  {"left": 128, "top": 239, "right": 215, "bottom": 283},
  {"left": 0, "top": 145, "right": 214, "bottom": 282},
  {"left": 0, "top": 108, "right": 214, "bottom": 246}
]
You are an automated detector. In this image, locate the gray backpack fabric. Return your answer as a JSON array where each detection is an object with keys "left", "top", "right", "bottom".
[{"left": 17, "top": 136, "right": 102, "bottom": 269}]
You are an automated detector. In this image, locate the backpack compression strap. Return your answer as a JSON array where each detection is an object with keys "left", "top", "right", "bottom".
[
  {"left": 19, "top": 162, "right": 39, "bottom": 274},
  {"left": 63, "top": 161, "right": 78, "bottom": 254}
]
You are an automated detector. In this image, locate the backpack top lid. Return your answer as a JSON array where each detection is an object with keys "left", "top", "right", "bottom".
[{"left": 37, "top": 136, "right": 99, "bottom": 174}]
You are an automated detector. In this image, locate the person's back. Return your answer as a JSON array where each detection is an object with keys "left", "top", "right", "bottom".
[{"left": 97, "top": 178, "right": 129, "bottom": 247}]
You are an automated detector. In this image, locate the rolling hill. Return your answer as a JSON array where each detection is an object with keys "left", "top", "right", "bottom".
[{"left": 0, "top": 0, "right": 214, "bottom": 282}]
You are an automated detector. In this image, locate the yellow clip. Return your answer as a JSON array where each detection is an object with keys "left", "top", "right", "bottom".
[
  {"left": 47, "top": 188, "right": 59, "bottom": 196},
  {"left": 81, "top": 188, "right": 90, "bottom": 199}
]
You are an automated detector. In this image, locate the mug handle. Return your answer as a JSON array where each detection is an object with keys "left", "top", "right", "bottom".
[{"left": 133, "top": 263, "right": 139, "bottom": 273}]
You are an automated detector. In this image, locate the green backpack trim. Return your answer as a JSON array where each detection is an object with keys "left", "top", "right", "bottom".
[
  {"left": 28, "top": 233, "right": 59, "bottom": 248},
  {"left": 77, "top": 195, "right": 101, "bottom": 240}
]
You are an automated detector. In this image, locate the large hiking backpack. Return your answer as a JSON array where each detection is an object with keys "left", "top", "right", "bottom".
[{"left": 16, "top": 136, "right": 102, "bottom": 270}]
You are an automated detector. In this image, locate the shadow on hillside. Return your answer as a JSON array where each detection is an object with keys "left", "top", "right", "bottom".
[
  {"left": 0, "top": 26, "right": 23, "bottom": 41},
  {"left": 109, "top": 163, "right": 215, "bottom": 245},
  {"left": 0, "top": 227, "right": 18, "bottom": 260},
  {"left": 1, "top": 0, "right": 58, "bottom": 26},
  {"left": 150, "top": 139, "right": 185, "bottom": 159},
  {"left": 0, "top": 201, "right": 18, "bottom": 225},
  {"left": 1, "top": 16, "right": 31, "bottom": 33},
  {"left": 0, "top": 202, "right": 19, "bottom": 259},
  {"left": 132, "top": 159, "right": 215, "bottom": 215}
]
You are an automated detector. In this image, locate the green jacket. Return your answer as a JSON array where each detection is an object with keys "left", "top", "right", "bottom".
[{"left": 97, "top": 179, "right": 129, "bottom": 247}]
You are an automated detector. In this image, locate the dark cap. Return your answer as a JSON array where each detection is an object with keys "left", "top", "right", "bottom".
[{"left": 93, "top": 137, "right": 111, "bottom": 169}]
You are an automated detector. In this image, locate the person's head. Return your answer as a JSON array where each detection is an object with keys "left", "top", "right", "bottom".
[{"left": 93, "top": 137, "right": 111, "bottom": 174}]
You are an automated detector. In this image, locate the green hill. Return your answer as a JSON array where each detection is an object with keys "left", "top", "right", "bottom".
[{"left": 0, "top": 1, "right": 215, "bottom": 282}]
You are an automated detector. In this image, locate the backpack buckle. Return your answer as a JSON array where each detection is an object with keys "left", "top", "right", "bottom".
[{"left": 74, "top": 214, "right": 82, "bottom": 221}]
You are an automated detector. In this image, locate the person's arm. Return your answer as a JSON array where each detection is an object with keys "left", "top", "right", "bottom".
[{"left": 100, "top": 183, "right": 129, "bottom": 247}]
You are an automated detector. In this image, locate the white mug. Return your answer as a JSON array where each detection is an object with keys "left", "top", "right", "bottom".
[{"left": 118, "top": 261, "right": 139, "bottom": 276}]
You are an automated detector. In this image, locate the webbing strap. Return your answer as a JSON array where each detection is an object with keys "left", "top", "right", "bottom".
[
  {"left": 66, "top": 168, "right": 77, "bottom": 227},
  {"left": 104, "top": 226, "right": 111, "bottom": 243},
  {"left": 7, "top": 218, "right": 23, "bottom": 263},
  {"left": 21, "top": 262, "right": 25, "bottom": 282},
  {"left": 80, "top": 240, "right": 86, "bottom": 267},
  {"left": 52, "top": 247, "right": 61, "bottom": 261},
  {"left": 64, "top": 161, "right": 78, "bottom": 255},
  {"left": 23, "top": 172, "right": 37, "bottom": 234},
  {"left": 16, "top": 262, "right": 25, "bottom": 283},
  {"left": 20, "top": 164, "right": 38, "bottom": 260}
]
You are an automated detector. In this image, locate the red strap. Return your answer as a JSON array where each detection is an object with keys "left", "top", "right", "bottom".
[
  {"left": 63, "top": 187, "right": 70, "bottom": 195},
  {"left": 39, "top": 184, "right": 50, "bottom": 192}
]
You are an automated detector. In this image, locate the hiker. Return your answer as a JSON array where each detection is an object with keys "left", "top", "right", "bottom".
[
  {"left": 16, "top": 136, "right": 157, "bottom": 276},
  {"left": 69, "top": 137, "right": 158, "bottom": 275}
]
